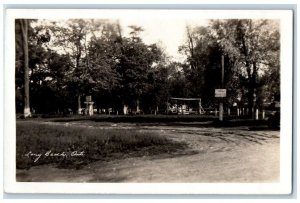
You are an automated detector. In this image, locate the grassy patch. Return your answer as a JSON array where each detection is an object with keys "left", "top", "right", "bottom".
[
  {"left": 212, "top": 119, "right": 269, "bottom": 127},
  {"left": 20, "top": 115, "right": 270, "bottom": 128},
  {"left": 16, "top": 122, "right": 187, "bottom": 170},
  {"left": 44, "top": 114, "right": 218, "bottom": 123}
]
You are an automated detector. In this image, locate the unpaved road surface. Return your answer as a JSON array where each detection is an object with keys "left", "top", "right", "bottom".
[{"left": 17, "top": 122, "right": 280, "bottom": 183}]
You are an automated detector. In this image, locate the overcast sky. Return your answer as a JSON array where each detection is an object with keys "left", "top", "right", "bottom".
[
  {"left": 20, "top": 9, "right": 287, "bottom": 62},
  {"left": 120, "top": 18, "right": 208, "bottom": 62},
  {"left": 33, "top": 18, "right": 209, "bottom": 62}
]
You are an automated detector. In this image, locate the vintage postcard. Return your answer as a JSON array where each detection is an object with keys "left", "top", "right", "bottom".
[{"left": 4, "top": 9, "right": 293, "bottom": 194}]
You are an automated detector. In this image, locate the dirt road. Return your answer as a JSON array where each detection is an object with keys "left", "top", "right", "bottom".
[{"left": 17, "top": 122, "right": 280, "bottom": 182}]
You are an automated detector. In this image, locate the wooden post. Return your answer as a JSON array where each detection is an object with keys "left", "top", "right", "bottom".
[
  {"left": 219, "top": 102, "right": 223, "bottom": 121},
  {"left": 77, "top": 95, "right": 81, "bottom": 114},
  {"left": 166, "top": 102, "right": 170, "bottom": 114},
  {"left": 199, "top": 99, "right": 202, "bottom": 114},
  {"left": 219, "top": 55, "right": 224, "bottom": 121}
]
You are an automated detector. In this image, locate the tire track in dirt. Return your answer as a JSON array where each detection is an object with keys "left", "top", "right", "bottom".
[{"left": 16, "top": 121, "right": 280, "bottom": 182}]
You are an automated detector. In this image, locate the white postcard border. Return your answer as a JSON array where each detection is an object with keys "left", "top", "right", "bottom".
[{"left": 4, "top": 9, "right": 293, "bottom": 194}]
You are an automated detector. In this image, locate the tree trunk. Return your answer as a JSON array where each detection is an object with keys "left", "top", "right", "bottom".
[
  {"left": 123, "top": 104, "right": 128, "bottom": 115},
  {"left": 241, "top": 37, "right": 254, "bottom": 118},
  {"left": 77, "top": 95, "right": 81, "bottom": 114},
  {"left": 166, "top": 102, "right": 169, "bottom": 114},
  {"left": 248, "top": 86, "right": 254, "bottom": 118},
  {"left": 20, "top": 19, "right": 31, "bottom": 118},
  {"left": 252, "top": 62, "right": 258, "bottom": 119},
  {"left": 136, "top": 98, "right": 140, "bottom": 114},
  {"left": 186, "top": 26, "right": 196, "bottom": 70}
]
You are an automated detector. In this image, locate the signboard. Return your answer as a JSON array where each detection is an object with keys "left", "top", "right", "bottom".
[
  {"left": 215, "top": 89, "right": 227, "bottom": 97},
  {"left": 86, "top": 95, "right": 92, "bottom": 102}
]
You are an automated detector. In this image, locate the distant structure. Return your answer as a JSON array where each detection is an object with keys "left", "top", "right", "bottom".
[
  {"left": 169, "top": 97, "right": 205, "bottom": 114},
  {"left": 84, "top": 95, "right": 94, "bottom": 116}
]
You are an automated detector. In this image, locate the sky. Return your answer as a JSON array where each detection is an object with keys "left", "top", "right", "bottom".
[
  {"left": 120, "top": 18, "right": 208, "bottom": 62},
  {"left": 20, "top": 9, "right": 288, "bottom": 63},
  {"left": 32, "top": 17, "right": 209, "bottom": 62}
]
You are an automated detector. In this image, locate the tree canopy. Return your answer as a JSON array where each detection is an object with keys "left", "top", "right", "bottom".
[
  {"left": 15, "top": 19, "right": 280, "bottom": 116},
  {"left": 178, "top": 19, "right": 280, "bottom": 114}
]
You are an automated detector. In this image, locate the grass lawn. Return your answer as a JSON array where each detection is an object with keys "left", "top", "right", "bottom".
[
  {"left": 19, "top": 114, "right": 269, "bottom": 128},
  {"left": 16, "top": 122, "right": 187, "bottom": 170}
]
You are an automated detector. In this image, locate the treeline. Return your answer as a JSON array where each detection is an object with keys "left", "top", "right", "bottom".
[{"left": 15, "top": 19, "right": 280, "bottom": 116}]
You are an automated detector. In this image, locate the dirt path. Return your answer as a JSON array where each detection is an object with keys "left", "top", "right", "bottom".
[{"left": 17, "top": 122, "right": 280, "bottom": 183}]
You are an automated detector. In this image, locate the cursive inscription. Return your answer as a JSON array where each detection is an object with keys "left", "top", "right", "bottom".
[
  {"left": 24, "top": 150, "right": 85, "bottom": 163},
  {"left": 24, "top": 151, "right": 42, "bottom": 163}
]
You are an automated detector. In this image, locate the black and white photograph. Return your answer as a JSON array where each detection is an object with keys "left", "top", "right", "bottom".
[{"left": 3, "top": 9, "right": 293, "bottom": 194}]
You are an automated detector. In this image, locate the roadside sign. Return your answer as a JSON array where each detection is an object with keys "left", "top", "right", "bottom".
[
  {"left": 215, "top": 89, "right": 226, "bottom": 97},
  {"left": 86, "top": 95, "right": 92, "bottom": 102}
]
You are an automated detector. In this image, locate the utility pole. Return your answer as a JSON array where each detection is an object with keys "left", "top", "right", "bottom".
[{"left": 219, "top": 55, "right": 224, "bottom": 121}]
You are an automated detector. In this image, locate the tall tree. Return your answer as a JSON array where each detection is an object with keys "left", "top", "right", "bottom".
[
  {"left": 16, "top": 19, "right": 54, "bottom": 114},
  {"left": 179, "top": 19, "right": 279, "bottom": 115},
  {"left": 209, "top": 19, "right": 280, "bottom": 116},
  {"left": 17, "top": 19, "right": 31, "bottom": 117},
  {"left": 115, "top": 25, "right": 164, "bottom": 114},
  {"left": 179, "top": 26, "right": 226, "bottom": 106},
  {"left": 87, "top": 22, "right": 122, "bottom": 112},
  {"left": 43, "top": 19, "right": 105, "bottom": 113}
]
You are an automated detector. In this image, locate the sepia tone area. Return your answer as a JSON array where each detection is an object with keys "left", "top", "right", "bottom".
[
  {"left": 16, "top": 120, "right": 279, "bottom": 182},
  {"left": 15, "top": 18, "right": 280, "bottom": 182}
]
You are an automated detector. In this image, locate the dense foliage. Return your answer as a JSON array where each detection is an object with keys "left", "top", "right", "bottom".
[{"left": 15, "top": 19, "right": 280, "bottom": 116}]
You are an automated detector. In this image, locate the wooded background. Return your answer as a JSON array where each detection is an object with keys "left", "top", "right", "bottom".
[{"left": 15, "top": 19, "right": 280, "bottom": 117}]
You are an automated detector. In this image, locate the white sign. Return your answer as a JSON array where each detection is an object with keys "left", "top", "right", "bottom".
[{"left": 215, "top": 89, "right": 227, "bottom": 97}]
